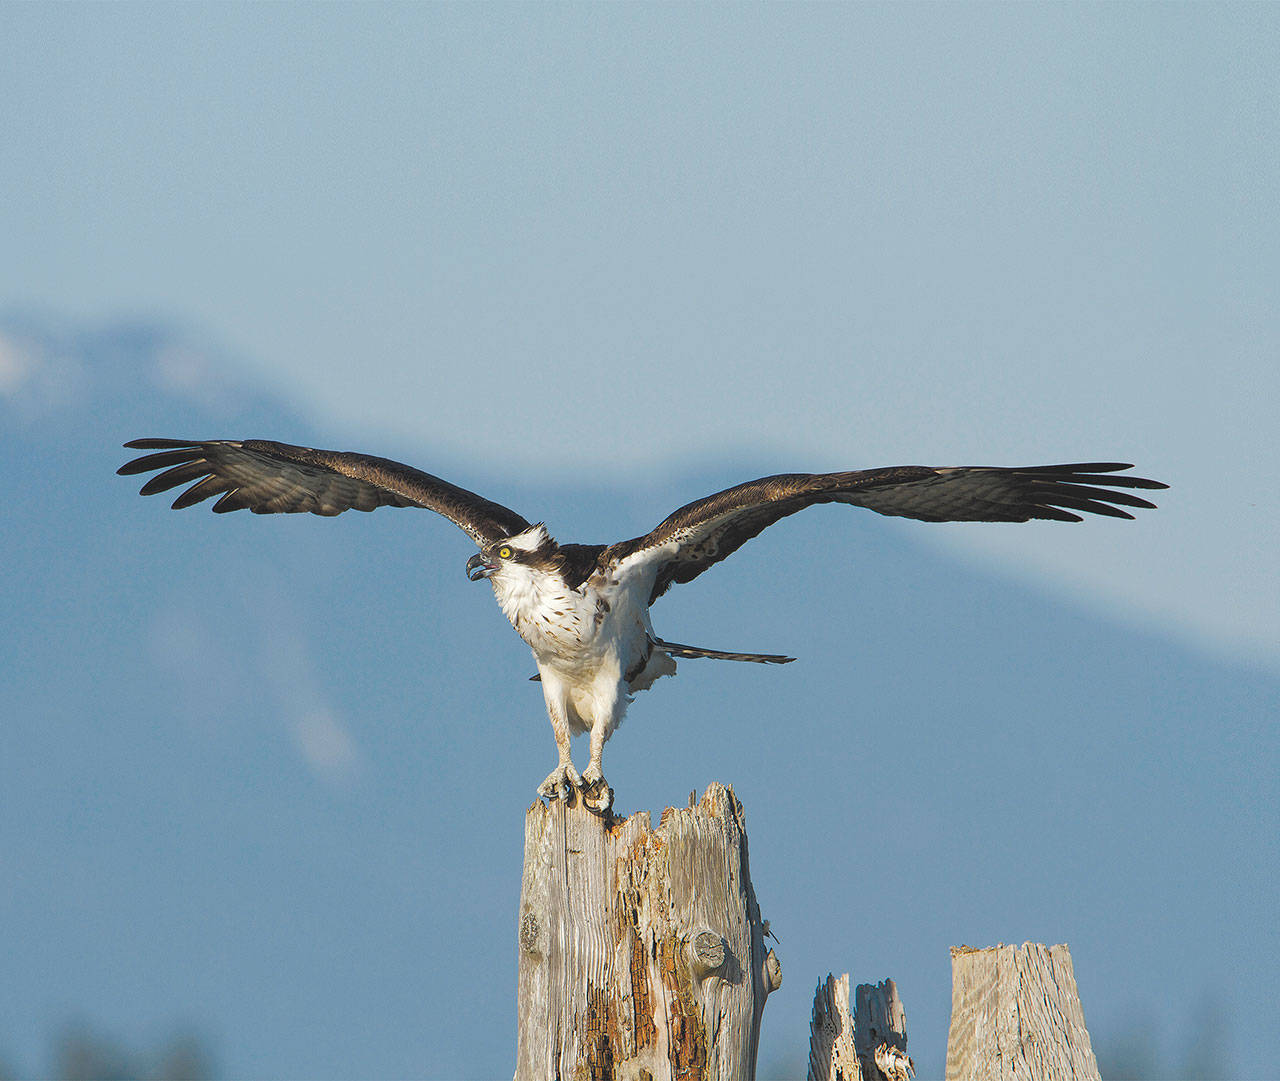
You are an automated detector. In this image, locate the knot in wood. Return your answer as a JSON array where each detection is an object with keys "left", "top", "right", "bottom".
[
  {"left": 687, "top": 929, "right": 727, "bottom": 981},
  {"left": 519, "top": 911, "right": 539, "bottom": 954},
  {"left": 764, "top": 947, "right": 783, "bottom": 992}
]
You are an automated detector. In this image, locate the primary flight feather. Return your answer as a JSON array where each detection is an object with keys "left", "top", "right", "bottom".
[{"left": 120, "top": 437, "right": 1167, "bottom": 811}]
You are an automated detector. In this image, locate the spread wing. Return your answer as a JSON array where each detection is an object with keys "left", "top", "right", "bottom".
[
  {"left": 118, "top": 438, "right": 531, "bottom": 547},
  {"left": 607, "top": 463, "right": 1167, "bottom": 603}
]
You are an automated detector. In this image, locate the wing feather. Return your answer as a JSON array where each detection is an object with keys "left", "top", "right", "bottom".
[
  {"left": 607, "top": 462, "right": 1166, "bottom": 602},
  {"left": 119, "top": 438, "right": 531, "bottom": 546},
  {"left": 138, "top": 460, "right": 217, "bottom": 496},
  {"left": 169, "top": 474, "right": 234, "bottom": 510}
]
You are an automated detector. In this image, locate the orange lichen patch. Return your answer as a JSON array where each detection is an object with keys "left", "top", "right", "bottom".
[
  {"left": 657, "top": 931, "right": 708, "bottom": 1080},
  {"left": 583, "top": 983, "right": 616, "bottom": 1081},
  {"left": 628, "top": 924, "right": 656, "bottom": 1051},
  {"left": 621, "top": 829, "right": 666, "bottom": 869},
  {"left": 613, "top": 876, "right": 656, "bottom": 1056},
  {"left": 606, "top": 807, "right": 651, "bottom": 839}
]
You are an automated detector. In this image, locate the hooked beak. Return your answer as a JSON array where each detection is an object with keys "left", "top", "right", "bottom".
[{"left": 466, "top": 552, "right": 496, "bottom": 581}]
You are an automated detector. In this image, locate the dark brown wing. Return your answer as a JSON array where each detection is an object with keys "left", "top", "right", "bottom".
[
  {"left": 118, "top": 438, "right": 532, "bottom": 547},
  {"left": 607, "top": 463, "right": 1167, "bottom": 602}
]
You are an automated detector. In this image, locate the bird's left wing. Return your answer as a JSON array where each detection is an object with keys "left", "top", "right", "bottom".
[
  {"left": 118, "top": 438, "right": 531, "bottom": 547},
  {"left": 607, "top": 463, "right": 1167, "bottom": 602}
]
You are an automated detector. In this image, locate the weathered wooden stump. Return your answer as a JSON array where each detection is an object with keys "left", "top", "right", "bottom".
[
  {"left": 514, "top": 782, "right": 778, "bottom": 1080},
  {"left": 513, "top": 783, "right": 1103, "bottom": 1080},
  {"left": 809, "top": 973, "right": 913, "bottom": 1081},
  {"left": 945, "top": 942, "right": 1100, "bottom": 1081}
]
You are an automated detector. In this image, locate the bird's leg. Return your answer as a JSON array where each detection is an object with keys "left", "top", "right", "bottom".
[
  {"left": 580, "top": 717, "right": 613, "bottom": 814},
  {"left": 537, "top": 696, "right": 580, "bottom": 802}
]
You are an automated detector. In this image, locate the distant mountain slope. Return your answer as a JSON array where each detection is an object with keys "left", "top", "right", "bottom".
[{"left": 2, "top": 316, "right": 1275, "bottom": 1079}]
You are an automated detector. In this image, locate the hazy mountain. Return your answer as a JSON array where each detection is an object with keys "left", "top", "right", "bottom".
[{"left": 2, "top": 316, "right": 1274, "bottom": 1078}]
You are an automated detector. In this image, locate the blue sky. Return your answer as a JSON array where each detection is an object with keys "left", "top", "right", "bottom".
[
  {"left": 2, "top": 5, "right": 1277, "bottom": 1077},
  {"left": 2, "top": 4, "right": 1280, "bottom": 670},
  {"left": 3, "top": 3, "right": 1278, "bottom": 669}
]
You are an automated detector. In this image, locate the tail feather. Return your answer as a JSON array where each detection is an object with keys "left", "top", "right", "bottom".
[
  {"left": 652, "top": 636, "right": 795, "bottom": 665},
  {"left": 529, "top": 636, "right": 795, "bottom": 681}
]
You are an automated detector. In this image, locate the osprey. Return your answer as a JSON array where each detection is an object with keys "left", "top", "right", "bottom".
[{"left": 119, "top": 438, "right": 1166, "bottom": 811}]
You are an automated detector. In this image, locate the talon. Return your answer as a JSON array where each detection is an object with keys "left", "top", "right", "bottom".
[
  {"left": 538, "top": 763, "right": 581, "bottom": 801},
  {"left": 580, "top": 767, "right": 613, "bottom": 813}
]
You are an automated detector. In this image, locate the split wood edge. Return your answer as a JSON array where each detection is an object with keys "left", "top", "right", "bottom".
[
  {"left": 809, "top": 973, "right": 914, "bottom": 1081},
  {"left": 945, "top": 942, "right": 1101, "bottom": 1081},
  {"left": 811, "top": 942, "right": 1100, "bottom": 1081},
  {"left": 514, "top": 782, "right": 1101, "bottom": 1081},
  {"left": 515, "top": 782, "right": 778, "bottom": 1080}
]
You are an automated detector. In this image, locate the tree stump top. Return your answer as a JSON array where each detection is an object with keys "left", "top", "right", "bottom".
[
  {"left": 946, "top": 942, "right": 1100, "bottom": 1081},
  {"left": 515, "top": 782, "right": 777, "bottom": 1081}
]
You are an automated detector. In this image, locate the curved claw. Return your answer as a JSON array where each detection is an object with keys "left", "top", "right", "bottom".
[
  {"left": 538, "top": 763, "right": 581, "bottom": 802},
  {"left": 580, "top": 768, "right": 613, "bottom": 814}
]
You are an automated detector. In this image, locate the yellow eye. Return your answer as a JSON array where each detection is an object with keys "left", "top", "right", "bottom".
[{"left": 498, "top": 546, "right": 512, "bottom": 559}]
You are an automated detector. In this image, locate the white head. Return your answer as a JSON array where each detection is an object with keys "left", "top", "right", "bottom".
[
  {"left": 465, "top": 523, "right": 561, "bottom": 584},
  {"left": 464, "top": 524, "right": 567, "bottom": 629}
]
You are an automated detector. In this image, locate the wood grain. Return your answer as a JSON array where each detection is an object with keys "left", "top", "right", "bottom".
[
  {"left": 810, "top": 974, "right": 912, "bottom": 1081},
  {"left": 514, "top": 784, "right": 776, "bottom": 1080},
  {"left": 945, "top": 942, "right": 1100, "bottom": 1081}
]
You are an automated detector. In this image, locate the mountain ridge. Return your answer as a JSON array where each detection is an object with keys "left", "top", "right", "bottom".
[{"left": 3, "top": 315, "right": 1274, "bottom": 1079}]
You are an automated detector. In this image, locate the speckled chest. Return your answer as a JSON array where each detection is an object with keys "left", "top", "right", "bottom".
[
  {"left": 492, "top": 566, "right": 654, "bottom": 673},
  {"left": 492, "top": 574, "right": 611, "bottom": 657}
]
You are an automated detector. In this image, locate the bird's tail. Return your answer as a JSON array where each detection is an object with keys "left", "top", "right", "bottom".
[
  {"left": 527, "top": 638, "right": 793, "bottom": 682},
  {"left": 651, "top": 637, "right": 795, "bottom": 665}
]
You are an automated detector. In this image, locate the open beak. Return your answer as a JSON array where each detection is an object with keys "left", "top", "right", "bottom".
[{"left": 466, "top": 553, "right": 496, "bottom": 581}]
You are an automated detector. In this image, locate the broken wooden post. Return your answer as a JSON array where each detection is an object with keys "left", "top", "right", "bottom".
[
  {"left": 809, "top": 973, "right": 913, "bottom": 1081},
  {"left": 945, "top": 942, "right": 1100, "bottom": 1081},
  {"left": 514, "top": 782, "right": 778, "bottom": 1080}
]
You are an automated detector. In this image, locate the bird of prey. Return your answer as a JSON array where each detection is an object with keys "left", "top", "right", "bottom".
[{"left": 119, "top": 438, "right": 1166, "bottom": 811}]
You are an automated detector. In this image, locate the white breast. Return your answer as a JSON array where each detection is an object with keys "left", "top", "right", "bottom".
[
  {"left": 491, "top": 571, "right": 586, "bottom": 655},
  {"left": 491, "top": 561, "right": 655, "bottom": 679}
]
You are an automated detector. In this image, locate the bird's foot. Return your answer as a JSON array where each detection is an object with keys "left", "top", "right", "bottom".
[
  {"left": 538, "top": 763, "right": 581, "bottom": 802},
  {"left": 581, "top": 766, "right": 613, "bottom": 814}
]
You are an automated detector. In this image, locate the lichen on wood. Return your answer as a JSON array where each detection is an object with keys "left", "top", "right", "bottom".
[{"left": 514, "top": 783, "right": 777, "bottom": 1081}]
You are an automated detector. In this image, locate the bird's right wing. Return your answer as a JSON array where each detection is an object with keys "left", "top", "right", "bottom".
[
  {"left": 118, "top": 438, "right": 532, "bottom": 547},
  {"left": 605, "top": 462, "right": 1167, "bottom": 603}
]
